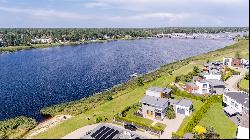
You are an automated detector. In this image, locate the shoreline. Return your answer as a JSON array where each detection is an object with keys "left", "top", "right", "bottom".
[
  {"left": 0, "top": 37, "right": 149, "bottom": 53},
  {"left": 0, "top": 37, "right": 234, "bottom": 54}
]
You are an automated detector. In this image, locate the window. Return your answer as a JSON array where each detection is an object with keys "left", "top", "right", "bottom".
[
  {"left": 151, "top": 111, "right": 153, "bottom": 115},
  {"left": 235, "top": 103, "right": 238, "bottom": 109},
  {"left": 202, "top": 89, "right": 207, "bottom": 93},
  {"left": 147, "top": 110, "right": 149, "bottom": 114},
  {"left": 203, "top": 84, "right": 207, "bottom": 88}
]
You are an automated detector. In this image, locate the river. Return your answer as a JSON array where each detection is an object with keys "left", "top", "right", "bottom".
[{"left": 0, "top": 38, "right": 234, "bottom": 121}]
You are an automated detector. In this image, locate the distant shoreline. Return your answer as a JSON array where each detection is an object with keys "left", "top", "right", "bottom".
[
  {"left": 0, "top": 36, "right": 235, "bottom": 54},
  {"left": 0, "top": 37, "right": 146, "bottom": 53}
]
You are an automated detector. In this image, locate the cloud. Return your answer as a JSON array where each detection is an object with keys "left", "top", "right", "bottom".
[
  {"left": 111, "top": 12, "right": 191, "bottom": 22},
  {"left": 83, "top": 2, "right": 109, "bottom": 8},
  {"left": 0, "top": 6, "right": 90, "bottom": 20}
]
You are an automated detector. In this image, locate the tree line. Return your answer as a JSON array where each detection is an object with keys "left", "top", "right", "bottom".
[{"left": 0, "top": 27, "right": 248, "bottom": 47}]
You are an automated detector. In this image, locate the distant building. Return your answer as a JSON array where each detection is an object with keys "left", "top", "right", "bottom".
[
  {"left": 31, "top": 37, "right": 52, "bottom": 44},
  {"left": 200, "top": 72, "right": 222, "bottom": 80},
  {"left": 223, "top": 57, "right": 249, "bottom": 68}
]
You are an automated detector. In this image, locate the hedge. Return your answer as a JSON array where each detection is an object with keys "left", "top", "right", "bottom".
[
  {"left": 181, "top": 95, "right": 222, "bottom": 135},
  {"left": 170, "top": 85, "right": 206, "bottom": 101}
]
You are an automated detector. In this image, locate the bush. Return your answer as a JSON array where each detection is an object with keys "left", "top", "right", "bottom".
[
  {"left": 166, "top": 105, "right": 176, "bottom": 119},
  {"left": 245, "top": 72, "right": 249, "bottom": 80},
  {"left": 95, "top": 116, "right": 103, "bottom": 123},
  {"left": 172, "top": 132, "right": 181, "bottom": 139},
  {"left": 106, "top": 95, "right": 113, "bottom": 101},
  {"left": 182, "top": 96, "right": 222, "bottom": 134},
  {"left": 0, "top": 116, "right": 37, "bottom": 139},
  {"left": 170, "top": 85, "right": 205, "bottom": 101}
]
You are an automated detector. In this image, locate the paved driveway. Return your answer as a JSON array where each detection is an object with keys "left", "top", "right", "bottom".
[
  {"left": 225, "top": 67, "right": 249, "bottom": 91},
  {"left": 160, "top": 114, "right": 185, "bottom": 139}
]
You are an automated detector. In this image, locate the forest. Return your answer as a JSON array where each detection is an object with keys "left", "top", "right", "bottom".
[{"left": 0, "top": 27, "right": 248, "bottom": 47}]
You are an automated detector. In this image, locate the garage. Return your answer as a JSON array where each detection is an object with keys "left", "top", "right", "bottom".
[{"left": 177, "top": 108, "right": 185, "bottom": 114}]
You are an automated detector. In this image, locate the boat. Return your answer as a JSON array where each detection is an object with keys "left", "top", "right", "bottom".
[{"left": 129, "top": 73, "right": 138, "bottom": 78}]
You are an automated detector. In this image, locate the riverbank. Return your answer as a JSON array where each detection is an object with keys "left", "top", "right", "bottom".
[
  {"left": 30, "top": 39, "right": 248, "bottom": 139},
  {"left": 0, "top": 37, "right": 147, "bottom": 53}
]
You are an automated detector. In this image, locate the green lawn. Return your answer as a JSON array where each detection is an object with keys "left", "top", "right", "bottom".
[
  {"left": 33, "top": 76, "right": 174, "bottom": 139},
  {"left": 199, "top": 103, "right": 237, "bottom": 139},
  {"left": 239, "top": 79, "right": 249, "bottom": 91},
  {"left": 174, "top": 95, "right": 204, "bottom": 136},
  {"left": 152, "top": 122, "right": 167, "bottom": 131}
]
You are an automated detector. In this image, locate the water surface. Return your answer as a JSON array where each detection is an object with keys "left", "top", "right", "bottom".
[{"left": 0, "top": 38, "right": 234, "bottom": 121}]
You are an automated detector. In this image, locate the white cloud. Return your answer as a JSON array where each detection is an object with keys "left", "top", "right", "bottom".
[
  {"left": 111, "top": 12, "right": 191, "bottom": 22},
  {"left": 83, "top": 2, "right": 109, "bottom": 8},
  {"left": 0, "top": 6, "right": 90, "bottom": 20}
]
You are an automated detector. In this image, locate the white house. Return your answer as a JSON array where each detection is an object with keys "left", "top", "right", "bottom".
[
  {"left": 175, "top": 99, "right": 193, "bottom": 116},
  {"left": 223, "top": 57, "right": 233, "bottom": 66},
  {"left": 223, "top": 91, "right": 249, "bottom": 115},
  {"left": 195, "top": 80, "right": 210, "bottom": 94},
  {"left": 236, "top": 126, "right": 249, "bottom": 139},
  {"left": 31, "top": 37, "right": 52, "bottom": 44},
  {"left": 201, "top": 72, "right": 221, "bottom": 80}
]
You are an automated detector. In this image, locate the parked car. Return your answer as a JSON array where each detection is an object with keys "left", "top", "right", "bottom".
[{"left": 124, "top": 124, "right": 137, "bottom": 131}]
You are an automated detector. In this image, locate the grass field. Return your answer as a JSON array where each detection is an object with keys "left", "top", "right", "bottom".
[
  {"left": 199, "top": 103, "right": 237, "bottom": 139},
  {"left": 174, "top": 95, "right": 204, "bottom": 136},
  {"left": 239, "top": 79, "right": 249, "bottom": 91},
  {"left": 31, "top": 40, "right": 248, "bottom": 139},
  {"left": 33, "top": 76, "right": 174, "bottom": 138}
]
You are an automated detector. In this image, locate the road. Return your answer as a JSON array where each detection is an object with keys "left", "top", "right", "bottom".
[{"left": 225, "top": 67, "right": 249, "bottom": 91}]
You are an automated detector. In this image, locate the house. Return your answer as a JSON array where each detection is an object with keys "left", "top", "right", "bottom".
[
  {"left": 200, "top": 72, "right": 221, "bottom": 80},
  {"left": 175, "top": 99, "right": 193, "bottom": 116},
  {"left": 203, "top": 61, "right": 223, "bottom": 73},
  {"left": 31, "top": 37, "right": 52, "bottom": 44},
  {"left": 195, "top": 79, "right": 210, "bottom": 94},
  {"left": 145, "top": 87, "right": 171, "bottom": 98},
  {"left": 236, "top": 126, "right": 249, "bottom": 139},
  {"left": 140, "top": 95, "right": 169, "bottom": 120},
  {"left": 231, "top": 58, "right": 242, "bottom": 67},
  {"left": 223, "top": 91, "right": 249, "bottom": 127},
  {"left": 184, "top": 82, "right": 199, "bottom": 94},
  {"left": 207, "top": 79, "right": 225, "bottom": 94},
  {"left": 223, "top": 57, "right": 248, "bottom": 68},
  {"left": 241, "top": 59, "right": 249, "bottom": 69},
  {"left": 223, "top": 57, "right": 233, "bottom": 66},
  {"left": 140, "top": 87, "right": 192, "bottom": 120}
]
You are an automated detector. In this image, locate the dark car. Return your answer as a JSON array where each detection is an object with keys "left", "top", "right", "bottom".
[{"left": 124, "top": 124, "right": 137, "bottom": 131}]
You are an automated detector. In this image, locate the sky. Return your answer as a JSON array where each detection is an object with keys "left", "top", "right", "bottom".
[{"left": 0, "top": 0, "right": 249, "bottom": 28}]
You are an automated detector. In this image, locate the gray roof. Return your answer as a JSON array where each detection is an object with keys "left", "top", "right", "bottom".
[
  {"left": 224, "top": 92, "right": 249, "bottom": 109},
  {"left": 148, "top": 87, "right": 172, "bottom": 94},
  {"left": 186, "top": 82, "right": 198, "bottom": 87},
  {"left": 140, "top": 95, "right": 169, "bottom": 109},
  {"left": 177, "top": 99, "right": 192, "bottom": 107},
  {"left": 207, "top": 79, "right": 225, "bottom": 87},
  {"left": 168, "top": 99, "right": 179, "bottom": 105}
]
